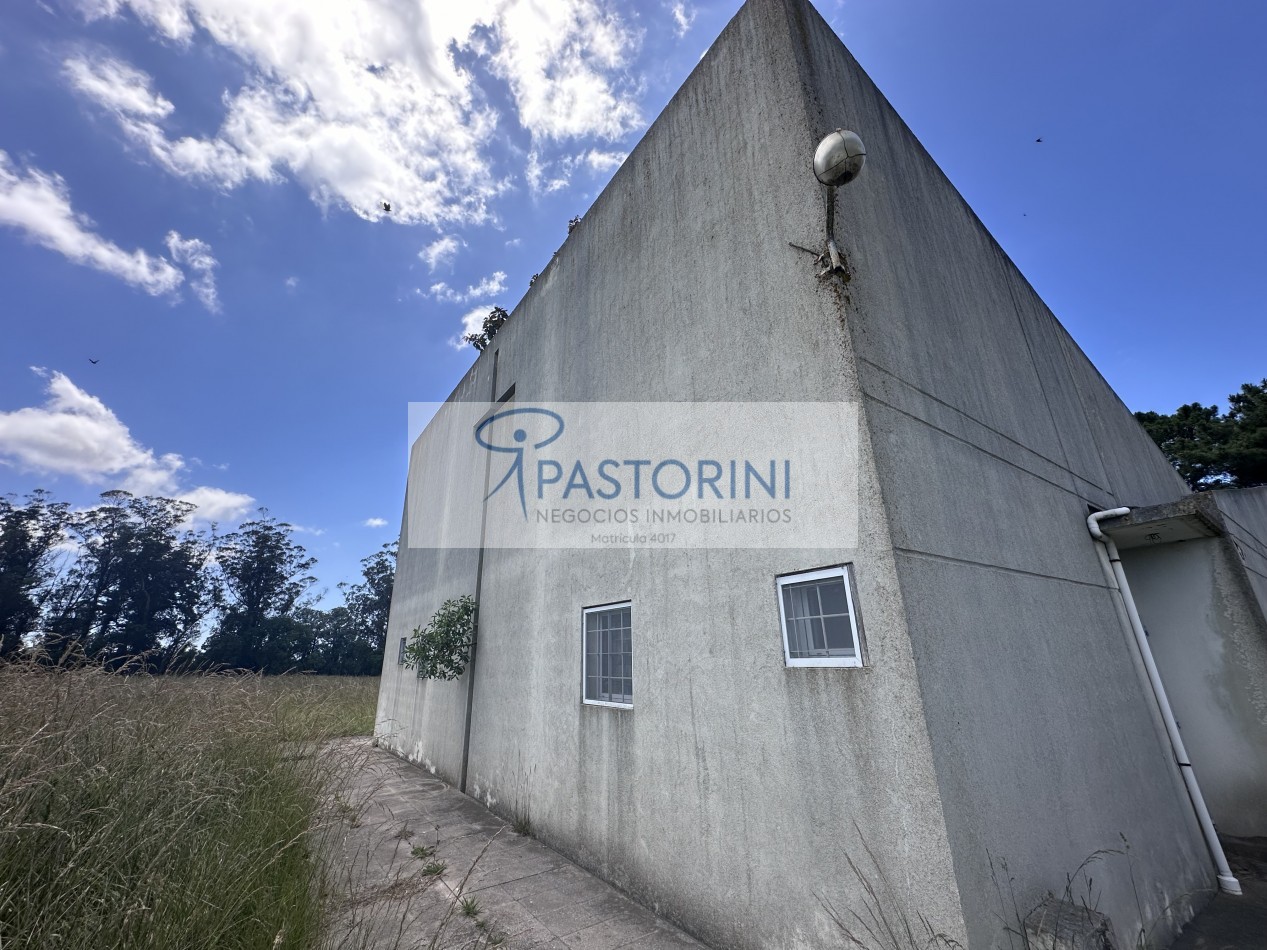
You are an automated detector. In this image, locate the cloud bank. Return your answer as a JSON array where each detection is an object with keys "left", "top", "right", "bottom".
[
  {"left": 0, "top": 369, "right": 253, "bottom": 522},
  {"left": 68, "top": 0, "right": 644, "bottom": 226}
]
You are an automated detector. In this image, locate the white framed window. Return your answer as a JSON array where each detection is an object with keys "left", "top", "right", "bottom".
[
  {"left": 777, "top": 565, "right": 863, "bottom": 668},
  {"left": 583, "top": 602, "right": 633, "bottom": 708},
  {"left": 398, "top": 637, "right": 407, "bottom": 665}
]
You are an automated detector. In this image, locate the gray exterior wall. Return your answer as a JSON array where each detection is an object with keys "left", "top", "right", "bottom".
[
  {"left": 378, "top": 2, "right": 965, "bottom": 947},
  {"left": 1115, "top": 487, "right": 1267, "bottom": 837},
  {"left": 1119, "top": 536, "right": 1267, "bottom": 837},
  {"left": 376, "top": 365, "right": 494, "bottom": 777},
  {"left": 773, "top": 2, "right": 1212, "bottom": 948},
  {"left": 378, "top": 1, "right": 1216, "bottom": 947},
  {"left": 1213, "top": 486, "right": 1267, "bottom": 625}
]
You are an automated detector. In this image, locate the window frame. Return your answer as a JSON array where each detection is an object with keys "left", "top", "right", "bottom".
[
  {"left": 397, "top": 636, "right": 407, "bottom": 666},
  {"left": 581, "top": 600, "right": 634, "bottom": 709},
  {"left": 776, "top": 565, "right": 864, "bottom": 668}
]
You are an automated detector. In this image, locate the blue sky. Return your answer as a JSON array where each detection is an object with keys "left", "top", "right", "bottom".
[{"left": 1, "top": 0, "right": 1263, "bottom": 599}]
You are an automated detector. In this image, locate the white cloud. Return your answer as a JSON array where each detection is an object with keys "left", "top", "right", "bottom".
[
  {"left": 452, "top": 304, "right": 494, "bottom": 350},
  {"left": 291, "top": 523, "right": 325, "bottom": 536},
  {"left": 523, "top": 148, "right": 620, "bottom": 196},
  {"left": 467, "top": 271, "right": 507, "bottom": 297},
  {"left": 363, "top": 517, "right": 388, "bottom": 528},
  {"left": 284, "top": 275, "right": 298, "bottom": 290},
  {"left": 584, "top": 149, "right": 626, "bottom": 173},
  {"left": 428, "top": 270, "right": 506, "bottom": 303},
  {"left": 0, "top": 150, "right": 183, "bottom": 296},
  {"left": 525, "top": 150, "right": 572, "bottom": 195},
  {"left": 490, "top": 1, "right": 642, "bottom": 140},
  {"left": 165, "top": 231, "right": 220, "bottom": 312},
  {"left": 64, "top": 54, "right": 174, "bottom": 121},
  {"left": 670, "top": 2, "right": 696, "bottom": 37},
  {"left": 0, "top": 369, "right": 253, "bottom": 522},
  {"left": 68, "top": 0, "right": 643, "bottom": 225},
  {"left": 176, "top": 485, "right": 253, "bottom": 522},
  {"left": 420, "top": 235, "right": 462, "bottom": 272}
]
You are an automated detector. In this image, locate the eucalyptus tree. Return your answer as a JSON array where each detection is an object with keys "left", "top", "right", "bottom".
[
  {"left": 201, "top": 510, "right": 317, "bottom": 672},
  {"left": 0, "top": 490, "right": 70, "bottom": 658},
  {"left": 41, "top": 491, "right": 215, "bottom": 669},
  {"left": 340, "top": 540, "right": 396, "bottom": 656}
]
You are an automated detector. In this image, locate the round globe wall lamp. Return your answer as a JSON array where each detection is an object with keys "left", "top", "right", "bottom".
[{"left": 813, "top": 129, "right": 865, "bottom": 277}]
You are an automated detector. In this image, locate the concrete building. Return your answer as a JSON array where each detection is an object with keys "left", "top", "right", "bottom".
[{"left": 376, "top": 1, "right": 1267, "bottom": 946}]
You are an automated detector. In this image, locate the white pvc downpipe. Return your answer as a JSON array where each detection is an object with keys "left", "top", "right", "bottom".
[{"left": 1087, "top": 508, "right": 1241, "bottom": 896}]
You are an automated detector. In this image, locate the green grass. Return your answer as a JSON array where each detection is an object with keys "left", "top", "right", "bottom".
[{"left": 0, "top": 662, "right": 379, "bottom": 950}]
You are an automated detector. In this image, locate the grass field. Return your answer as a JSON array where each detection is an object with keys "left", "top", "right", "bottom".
[{"left": 0, "top": 663, "right": 380, "bottom": 950}]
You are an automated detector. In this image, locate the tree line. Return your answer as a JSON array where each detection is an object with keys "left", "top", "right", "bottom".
[
  {"left": 1136, "top": 378, "right": 1267, "bottom": 491},
  {"left": 0, "top": 489, "right": 394, "bottom": 674}
]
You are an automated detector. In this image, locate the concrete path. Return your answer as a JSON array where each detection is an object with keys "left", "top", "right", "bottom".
[
  {"left": 1169, "top": 838, "right": 1267, "bottom": 950},
  {"left": 323, "top": 739, "right": 710, "bottom": 950},
  {"left": 1168, "top": 880, "right": 1267, "bottom": 950}
]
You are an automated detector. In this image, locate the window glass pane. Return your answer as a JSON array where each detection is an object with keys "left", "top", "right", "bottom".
[
  {"left": 789, "top": 617, "right": 812, "bottom": 658},
  {"left": 785, "top": 585, "right": 811, "bottom": 619},
  {"left": 823, "top": 615, "right": 854, "bottom": 653},
  {"left": 587, "top": 675, "right": 599, "bottom": 700},
  {"left": 810, "top": 617, "right": 826, "bottom": 652},
  {"left": 818, "top": 577, "right": 848, "bottom": 615}
]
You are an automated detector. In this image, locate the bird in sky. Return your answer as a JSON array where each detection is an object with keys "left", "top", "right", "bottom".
[
  {"left": 1035, "top": 137, "right": 1043, "bottom": 143},
  {"left": 381, "top": 201, "right": 391, "bottom": 212},
  {"left": 88, "top": 358, "right": 99, "bottom": 364}
]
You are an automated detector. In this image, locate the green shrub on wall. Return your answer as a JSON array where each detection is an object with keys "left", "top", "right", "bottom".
[{"left": 404, "top": 595, "right": 477, "bottom": 680}]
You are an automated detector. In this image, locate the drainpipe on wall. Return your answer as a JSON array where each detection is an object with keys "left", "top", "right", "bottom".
[{"left": 1087, "top": 508, "right": 1242, "bottom": 896}]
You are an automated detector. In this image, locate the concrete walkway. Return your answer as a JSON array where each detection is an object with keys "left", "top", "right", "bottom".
[
  {"left": 1169, "top": 838, "right": 1267, "bottom": 950},
  {"left": 324, "top": 739, "right": 709, "bottom": 950}
]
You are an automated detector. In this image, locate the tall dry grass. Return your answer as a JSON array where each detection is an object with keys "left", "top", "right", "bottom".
[{"left": 0, "top": 663, "right": 379, "bottom": 950}]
